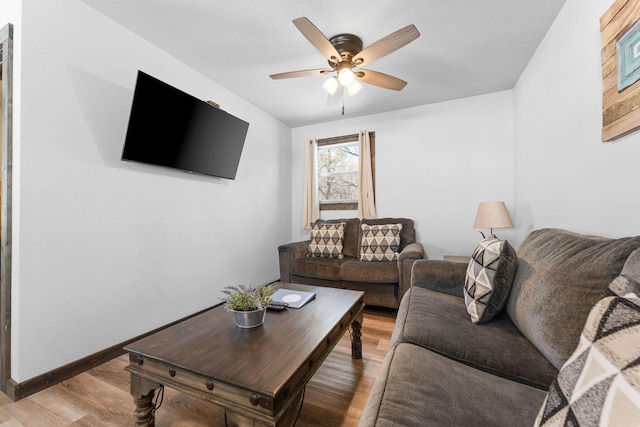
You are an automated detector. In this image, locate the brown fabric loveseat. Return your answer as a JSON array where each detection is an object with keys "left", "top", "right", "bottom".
[
  {"left": 359, "top": 228, "right": 640, "bottom": 426},
  {"left": 278, "top": 217, "right": 425, "bottom": 309}
]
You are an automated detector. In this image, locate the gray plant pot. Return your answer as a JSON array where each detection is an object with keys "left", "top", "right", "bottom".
[{"left": 232, "top": 308, "right": 267, "bottom": 328}]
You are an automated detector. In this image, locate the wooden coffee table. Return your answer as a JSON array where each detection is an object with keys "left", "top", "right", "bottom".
[{"left": 124, "top": 283, "right": 365, "bottom": 426}]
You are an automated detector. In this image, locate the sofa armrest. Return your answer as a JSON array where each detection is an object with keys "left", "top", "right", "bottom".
[
  {"left": 397, "top": 242, "right": 426, "bottom": 302},
  {"left": 410, "top": 259, "right": 467, "bottom": 298},
  {"left": 278, "top": 240, "right": 309, "bottom": 283}
]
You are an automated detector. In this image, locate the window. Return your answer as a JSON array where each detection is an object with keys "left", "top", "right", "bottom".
[{"left": 317, "top": 132, "right": 375, "bottom": 211}]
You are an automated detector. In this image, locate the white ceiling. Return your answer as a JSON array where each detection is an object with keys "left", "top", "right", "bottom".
[{"left": 79, "top": 0, "right": 566, "bottom": 127}]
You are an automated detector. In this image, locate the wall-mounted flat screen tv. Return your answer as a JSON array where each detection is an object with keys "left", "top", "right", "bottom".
[{"left": 121, "top": 71, "right": 249, "bottom": 180}]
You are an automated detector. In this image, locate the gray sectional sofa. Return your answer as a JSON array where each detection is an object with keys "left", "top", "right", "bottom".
[
  {"left": 359, "top": 228, "right": 640, "bottom": 426},
  {"left": 278, "top": 217, "right": 424, "bottom": 309}
]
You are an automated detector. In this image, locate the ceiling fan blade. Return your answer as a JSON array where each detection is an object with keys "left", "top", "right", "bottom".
[
  {"left": 353, "top": 24, "right": 420, "bottom": 66},
  {"left": 293, "top": 17, "right": 342, "bottom": 63},
  {"left": 270, "top": 68, "right": 333, "bottom": 80},
  {"left": 327, "top": 85, "right": 344, "bottom": 105},
  {"left": 356, "top": 69, "right": 408, "bottom": 91}
]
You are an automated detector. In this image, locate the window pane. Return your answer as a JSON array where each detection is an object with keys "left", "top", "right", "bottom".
[
  {"left": 318, "top": 173, "right": 358, "bottom": 202},
  {"left": 318, "top": 143, "right": 359, "bottom": 173},
  {"left": 317, "top": 142, "right": 359, "bottom": 202}
]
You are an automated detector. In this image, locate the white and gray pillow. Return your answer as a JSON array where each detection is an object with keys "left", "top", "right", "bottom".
[
  {"left": 360, "top": 223, "right": 402, "bottom": 262},
  {"left": 464, "top": 235, "right": 517, "bottom": 324},
  {"left": 308, "top": 222, "right": 345, "bottom": 259},
  {"left": 535, "top": 274, "right": 640, "bottom": 426}
]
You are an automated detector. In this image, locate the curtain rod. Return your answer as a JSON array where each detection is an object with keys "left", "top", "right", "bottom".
[{"left": 316, "top": 131, "right": 374, "bottom": 146}]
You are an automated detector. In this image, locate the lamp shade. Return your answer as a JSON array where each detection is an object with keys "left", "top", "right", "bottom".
[{"left": 473, "top": 201, "right": 513, "bottom": 230}]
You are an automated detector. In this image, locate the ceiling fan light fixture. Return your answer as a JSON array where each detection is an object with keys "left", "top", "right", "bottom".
[
  {"left": 271, "top": 18, "right": 420, "bottom": 94},
  {"left": 338, "top": 68, "right": 355, "bottom": 86},
  {"left": 323, "top": 77, "right": 339, "bottom": 95},
  {"left": 347, "top": 80, "right": 362, "bottom": 96}
]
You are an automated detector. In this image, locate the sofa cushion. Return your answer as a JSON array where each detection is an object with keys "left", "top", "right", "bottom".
[
  {"left": 361, "top": 217, "right": 415, "bottom": 251},
  {"left": 392, "top": 286, "right": 558, "bottom": 389},
  {"left": 341, "top": 260, "right": 398, "bottom": 283},
  {"left": 308, "top": 222, "right": 345, "bottom": 259},
  {"left": 535, "top": 274, "right": 640, "bottom": 426},
  {"left": 312, "top": 218, "right": 360, "bottom": 258},
  {"left": 506, "top": 228, "right": 640, "bottom": 370},
  {"left": 360, "top": 223, "right": 402, "bottom": 261},
  {"left": 358, "top": 342, "right": 548, "bottom": 427},
  {"left": 292, "top": 256, "right": 345, "bottom": 281},
  {"left": 464, "top": 236, "right": 517, "bottom": 324}
]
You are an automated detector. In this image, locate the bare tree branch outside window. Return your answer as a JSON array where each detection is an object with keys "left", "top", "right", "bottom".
[{"left": 317, "top": 142, "right": 359, "bottom": 203}]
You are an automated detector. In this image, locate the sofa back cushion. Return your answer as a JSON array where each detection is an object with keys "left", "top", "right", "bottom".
[
  {"left": 506, "top": 228, "right": 640, "bottom": 370},
  {"left": 312, "top": 218, "right": 360, "bottom": 258},
  {"left": 361, "top": 218, "right": 416, "bottom": 251},
  {"left": 622, "top": 247, "right": 640, "bottom": 282}
]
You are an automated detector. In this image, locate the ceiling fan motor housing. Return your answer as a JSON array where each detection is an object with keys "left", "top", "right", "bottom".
[{"left": 328, "top": 34, "right": 363, "bottom": 65}]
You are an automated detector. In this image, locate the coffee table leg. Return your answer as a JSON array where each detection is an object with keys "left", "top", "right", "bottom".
[
  {"left": 130, "top": 375, "right": 161, "bottom": 426},
  {"left": 350, "top": 313, "right": 363, "bottom": 359}
]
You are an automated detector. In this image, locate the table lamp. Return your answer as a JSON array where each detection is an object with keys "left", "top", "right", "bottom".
[{"left": 473, "top": 201, "right": 513, "bottom": 238}]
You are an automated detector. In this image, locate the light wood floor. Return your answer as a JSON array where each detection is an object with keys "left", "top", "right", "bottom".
[{"left": 0, "top": 310, "right": 395, "bottom": 426}]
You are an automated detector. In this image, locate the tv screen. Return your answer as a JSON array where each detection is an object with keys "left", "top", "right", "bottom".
[{"left": 121, "top": 71, "right": 249, "bottom": 180}]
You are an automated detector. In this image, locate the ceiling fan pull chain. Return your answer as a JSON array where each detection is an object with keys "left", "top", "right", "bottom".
[{"left": 342, "top": 96, "right": 345, "bottom": 115}]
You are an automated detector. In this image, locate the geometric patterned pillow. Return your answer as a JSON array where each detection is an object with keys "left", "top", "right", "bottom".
[
  {"left": 464, "top": 235, "right": 517, "bottom": 324},
  {"left": 360, "top": 223, "right": 402, "bottom": 262},
  {"left": 534, "top": 274, "right": 640, "bottom": 427},
  {"left": 308, "top": 222, "right": 345, "bottom": 259}
]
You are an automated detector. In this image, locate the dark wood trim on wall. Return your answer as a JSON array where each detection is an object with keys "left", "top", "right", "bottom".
[
  {"left": 320, "top": 201, "right": 358, "bottom": 210},
  {"left": 10, "top": 304, "right": 220, "bottom": 400},
  {"left": 11, "top": 340, "right": 132, "bottom": 400},
  {"left": 317, "top": 133, "right": 360, "bottom": 146},
  {"left": 0, "top": 22, "right": 14, "bottom": 398}
]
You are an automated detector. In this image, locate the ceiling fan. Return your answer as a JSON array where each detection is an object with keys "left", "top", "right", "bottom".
[{"left": 270, "top": 17, "right": 420, "bottom": 101}]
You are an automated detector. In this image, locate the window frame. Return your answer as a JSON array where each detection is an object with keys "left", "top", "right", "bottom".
[{"left": 316, "top": 132, "right": 375, "bottom": 211}]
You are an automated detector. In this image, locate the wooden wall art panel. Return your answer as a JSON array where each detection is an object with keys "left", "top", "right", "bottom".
[{"left": 601, "top": 0, "right": 640, "bottom": 141}]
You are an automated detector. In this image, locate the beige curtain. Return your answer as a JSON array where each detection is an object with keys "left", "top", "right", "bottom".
[
  {"left": 358, "top": 131, "right": 377, "bottom": 219},
  {"left": 302, "top": 139, "right": 319, "bottom": 229}
]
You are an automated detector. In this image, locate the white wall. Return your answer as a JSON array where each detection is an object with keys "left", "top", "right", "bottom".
[
  {"left": 514, "top": 0, "right": 640, "bottom": 242},
  {"left": 291, "top": 91, "right": 515, "bottom": 260},
  {"left": 11, "top": 0, "right": 291, "bottom": 382},
  {"left": 0, "top": 0, "right": 20, "bottom": 28}
]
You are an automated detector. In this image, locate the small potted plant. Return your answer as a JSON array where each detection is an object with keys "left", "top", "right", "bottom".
[{"left": 221, "top": 283, "right": 276, "bottom": 328}]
